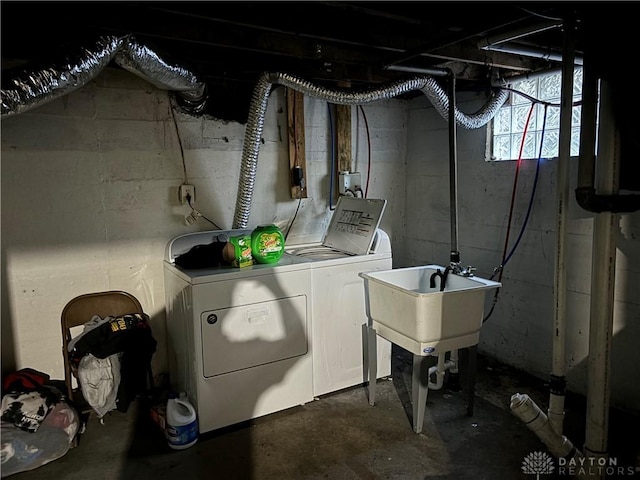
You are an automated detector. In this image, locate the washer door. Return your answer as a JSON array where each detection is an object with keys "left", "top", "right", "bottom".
[{"left": 200, "top": 295, "right": 308, "bottom": 377}]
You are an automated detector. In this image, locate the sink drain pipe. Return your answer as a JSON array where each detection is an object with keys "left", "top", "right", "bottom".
[{"left": 427, "top": 351, "right": 458, "bottom": 390}]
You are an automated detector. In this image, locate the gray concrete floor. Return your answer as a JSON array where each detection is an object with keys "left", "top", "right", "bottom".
[{"left": 8, "top": 347, "right": 640, "bottom": 480}]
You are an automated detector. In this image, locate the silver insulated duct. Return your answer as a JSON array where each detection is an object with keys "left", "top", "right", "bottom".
[
  {"left": 1, "top": 36, "right": 507, "bottom": 230},
  {"left": 1, "top": 35, "right": 207, "bottom": 118},
  {"left": 232, "top": 71, "right": 508, "bottom": 228},
  {"left": 114, "top": 37, "right": 207, "bottom": 114}
]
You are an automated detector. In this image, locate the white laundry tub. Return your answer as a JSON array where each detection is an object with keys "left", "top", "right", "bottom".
[{"left": 360, "top": 265, "right": 501, "bottom": 355}]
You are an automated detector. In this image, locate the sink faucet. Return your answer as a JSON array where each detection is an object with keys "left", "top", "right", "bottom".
[
  {"left": 449, "top": 250, "right": 476, "bottom": 277},
  {"left": 429, "top": 266, "right": 452, "bottom": 292},
  {"left": 450, "top": 262, "right": 476, "bottom": 277}
]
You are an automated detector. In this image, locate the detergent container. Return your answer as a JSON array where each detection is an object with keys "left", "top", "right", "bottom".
[
  {"left": 165, "top": 394, "right": 198, "bottom": 450},
  {"left": 251, "top": 224, "right": 285, "bottom": 264}
]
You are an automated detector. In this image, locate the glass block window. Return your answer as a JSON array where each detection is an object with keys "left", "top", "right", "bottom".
[{"left": 488, "top": 68, "right": 583, "bottom": 161}]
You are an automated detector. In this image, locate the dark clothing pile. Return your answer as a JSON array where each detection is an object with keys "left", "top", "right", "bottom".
[
  {"left": 1, "top": 370, "right": 59, "bottom": 433},
  {"left": 69, "top": 313, "right": 157, "bottom": 414},
  {"left": 174, "top": 241, "right": 227, "bottom": 269},
  {"left": 1, "top": 369, "right": 80, "bottom": 477}
]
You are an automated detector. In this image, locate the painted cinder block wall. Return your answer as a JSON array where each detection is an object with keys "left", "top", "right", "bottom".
[
  {"left": 0, "top": 68, "right": 407, "bottom": 382},
  {"left": 404, "top": 92, "right": 640, "bottom": 413},
  {"left": 2, "top": 68, "right": 639, "bottom": 415}
]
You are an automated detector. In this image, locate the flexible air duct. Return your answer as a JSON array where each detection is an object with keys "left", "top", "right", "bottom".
[
  {"left": 1, "top": 35, "right": 207, "bottom": 118},
  {"left": 1, "top": 36, "right": 124, "bottom": 118},
  {"left": 233, "top": 71, "right": 508, "bottom": 228},
  {"left": 1, "top": 37, "right": 507, "bottom": 228},
  {"left": 114, "top": 37, "right": 207, "bottom": 113}
]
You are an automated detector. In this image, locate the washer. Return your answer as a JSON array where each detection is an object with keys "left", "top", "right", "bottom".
[
  {"left": 285, "top": 197, "right": 393, "bottom": 397},
  {"left": 164, "top": 230, "right": 313, "bottom": 434}
]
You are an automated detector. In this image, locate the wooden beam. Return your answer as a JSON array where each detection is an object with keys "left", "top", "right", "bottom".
[
  {"left": 335, "top": 104, "right": 352, "bottom": 174},
  {"left": 287, "top": 88, "right": 307, "bottom": 199}
]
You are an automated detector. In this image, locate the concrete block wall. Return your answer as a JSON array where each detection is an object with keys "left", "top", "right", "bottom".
[
  {"left": 405, "top": 91, "right": 640, "bottom": 413},
  {"left": 4, "top": 65, "right": 638, "bottom": 415},
  {"left": 0, "top": 68, "right": 408, "bottom": 381}
]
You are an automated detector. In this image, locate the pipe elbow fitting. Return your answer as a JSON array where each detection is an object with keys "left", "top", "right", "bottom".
[{"left": 575, "top": 186, "right": 640, "bottom": 213}]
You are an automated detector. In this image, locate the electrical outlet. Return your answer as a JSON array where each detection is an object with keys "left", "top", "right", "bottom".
[{"left": 179, "top": 184, "right": 196, "bottom": 205}]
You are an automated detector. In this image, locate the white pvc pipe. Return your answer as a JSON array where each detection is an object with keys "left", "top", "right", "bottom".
[
  {"left": 511, "top": 393, "right": 583, "bottom": 460},
  {"left": 548, "top": 18, "right": 575, "bottom": 437},
  {"left": 428, "top": 352, "right": 457, "bottom": 390},
  {"left": 477, "top": 19, "right": 562, "bottom": 49},
  {"left": 583, "top": 79, "right": 618, "bottom": 469}
]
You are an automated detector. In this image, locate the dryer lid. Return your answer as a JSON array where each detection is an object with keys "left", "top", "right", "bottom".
[{"left": 322, "top": 197, "right": 386, "bottom": 255}]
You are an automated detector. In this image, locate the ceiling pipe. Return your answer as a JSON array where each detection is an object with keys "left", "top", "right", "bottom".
[
  {"left": 494, "top": 66, "right": 564, "bottom": 87},
  {"left": 384, "top": 18, "right": 562, "bottom": 72},
  {"left": 478, "top": 19, "right": 583, "bottom": 66},
  {"left": 478, "top": 19, "right": 563, "bottom": 49},
  {"left": 481, "top": 42, "right": 583, "bottom": 66},
  {"left": 384, "top": 65, "right": 451, "bottom": 76}
]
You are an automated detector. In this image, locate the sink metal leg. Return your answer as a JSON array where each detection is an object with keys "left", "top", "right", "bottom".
[
  {"left": 466, "top": 345, "right": 477, "bottom": 416},
  {"left": 412, "top": 354, "right": 429, "bottom": 434},
  {"left": 367, "top": 325, "right": 378, "bottom": 406}
]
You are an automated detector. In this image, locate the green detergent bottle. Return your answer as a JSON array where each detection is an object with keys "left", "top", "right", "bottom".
[{"left": 251, "top": 224, "right": 285, "bottom": 264}]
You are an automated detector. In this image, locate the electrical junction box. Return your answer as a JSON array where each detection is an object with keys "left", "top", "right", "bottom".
[
  {"left": 339, "top": 172, "right": 361, "bottom": 195},
  {"left": 179, "top": 184, "right": 196, "bottom": 205}
]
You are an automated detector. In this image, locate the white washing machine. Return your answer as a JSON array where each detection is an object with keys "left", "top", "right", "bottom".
[
  {"left": 285, "top": 197, "right": 393, "bottom": 397},
  {"left": 163, "top": 230, "right": 314, "bottom": 434}
]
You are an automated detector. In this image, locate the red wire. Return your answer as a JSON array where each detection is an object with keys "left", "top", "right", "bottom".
[
  {"left": 359, "top": 105, "right": 372, "bottom": 198},
  {"left": 498, "top": 103, "right": 535, "bottom": 282}
]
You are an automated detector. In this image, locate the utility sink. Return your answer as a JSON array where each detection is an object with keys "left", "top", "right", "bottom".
[{"left": 360, "top": 265, "right": 501, "bottom": 355}]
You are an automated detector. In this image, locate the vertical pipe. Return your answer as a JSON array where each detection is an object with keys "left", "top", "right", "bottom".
[
  {"left": 448, "top": 72, "right": 459, "bottom": 258},
  {"left": 548, "top": 18, "right": 575, "bottom": 436},
  {"left": 577, "top": 52, "right": 598, "bottom": 191},
  {"left": 583, "top": 78, "right": 618, "bottom": 470}
]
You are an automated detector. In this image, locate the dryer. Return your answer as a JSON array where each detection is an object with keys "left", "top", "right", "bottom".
[
  {"left": 285, "top": 197, "right": 393, "bottom": 397},
  {"left": 164, "top": 230, "right": 314, "bottom": 434}
]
